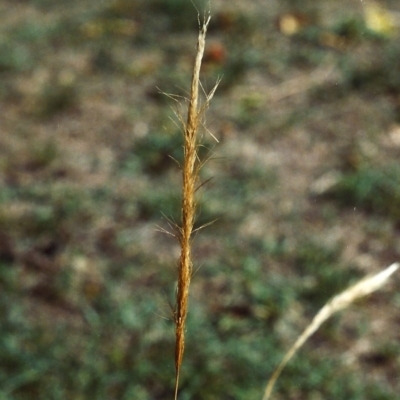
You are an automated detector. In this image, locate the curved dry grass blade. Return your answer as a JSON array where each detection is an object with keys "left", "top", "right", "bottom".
[{"left": 262, "top": 262, "right": 399, "bottom": 400}]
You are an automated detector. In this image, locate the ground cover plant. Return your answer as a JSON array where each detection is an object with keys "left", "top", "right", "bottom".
[{"left": 1, "top": 0, "right": 400, "bottom": 399}]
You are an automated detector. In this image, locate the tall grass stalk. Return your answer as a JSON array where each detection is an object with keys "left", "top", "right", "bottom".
[{"left": 173, "top": 13, "right": 219, "bottom": 399}]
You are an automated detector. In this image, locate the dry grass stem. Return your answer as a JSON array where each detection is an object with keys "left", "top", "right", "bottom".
[
  {"left": 173, "top": 12, "right": 218, "bottom": 400},
  {"left": 262, "top": 262, "right": 399, "bottom": 400}
]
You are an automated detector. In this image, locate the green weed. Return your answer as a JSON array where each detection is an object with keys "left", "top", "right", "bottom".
[{"left": 325, "top": 164, "right": 400, "bottom": 222}]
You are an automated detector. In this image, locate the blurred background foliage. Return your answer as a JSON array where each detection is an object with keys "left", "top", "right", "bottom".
[{"left": 1, "top": 0, "right": 400, "bottom": 399}]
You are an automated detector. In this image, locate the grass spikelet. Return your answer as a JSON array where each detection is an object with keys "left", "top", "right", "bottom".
[
  {"left": 262, "top": 262, "right": 399, "bottom": 400},
  {"left": 173, "top": 12, "right": 218, "bottom": 400}
]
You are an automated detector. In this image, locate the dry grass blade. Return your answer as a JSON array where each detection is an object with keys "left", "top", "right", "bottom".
[
  {"left": 262, "top": 262, "right": 399, "bottom": 400},
  {"left": 173, "top": 12, "right": 216, "bottom": 400}
]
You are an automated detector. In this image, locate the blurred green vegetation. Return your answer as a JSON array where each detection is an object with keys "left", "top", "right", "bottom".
[
  {"left": 1, "top": 0, "right": 400, "bottom": 399},
  {"left": 326, "top": 164, "right": 400, "bottom": 222}
]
